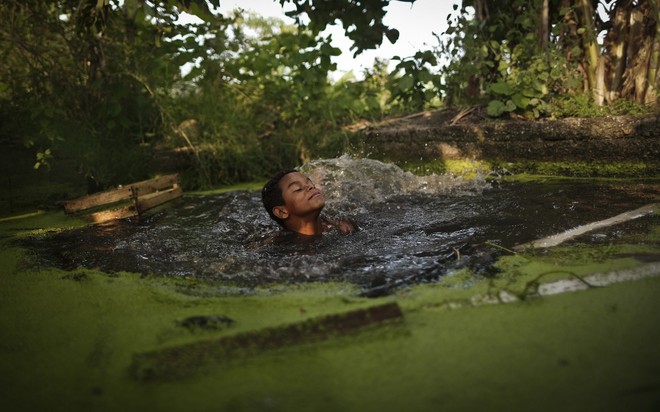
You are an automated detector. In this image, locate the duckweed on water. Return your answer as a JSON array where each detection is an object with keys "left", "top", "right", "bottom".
[
  {"left": 1, "top": 252, "right": 659, "bottom": 411},
  {"left": 1, "top": 176, "right": 659, "bottom": 411}
]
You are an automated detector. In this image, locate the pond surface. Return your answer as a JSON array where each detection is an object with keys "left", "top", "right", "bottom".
[{"left": 23, "top": 157, "right": 659, "bottom": 292}]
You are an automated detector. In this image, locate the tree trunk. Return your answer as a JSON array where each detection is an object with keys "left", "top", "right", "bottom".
[
  {"left": 596, "top": 54, "right": 606, "bottom": 104},
  {"left": 621, "top": 0, "right": 657, "bottom": 104},
  {"left": 644, "top": 0, "right": 660, "bottom": 104},
  {"left": 465, "top": 0, "right": 489, "bottom": 99},
  {"left": 605, "top": 0, "right": 633, "bottom": 103},
  {"left": 579, "top": 0, "right": 603, "bottom": 104},
  {"left": 538, "top": 0, "right": 549, "bottom": 51}
]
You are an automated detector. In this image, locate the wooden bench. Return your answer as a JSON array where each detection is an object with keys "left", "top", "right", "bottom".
[{"left": 63, "top": 174, "right": 182, "bottom": 223}]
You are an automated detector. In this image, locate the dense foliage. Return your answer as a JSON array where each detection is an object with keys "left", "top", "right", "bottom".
[
  {"left": 438, "top": 0, "right": 660, "bottom": 118},
  {"left": 1, "top": 0, "right": 402, "bottom": 190},
  {"left": 1, "top": 0, "right": 220, "bottom": 188},
  {"left": 1, "top": 0, "right": 658, "bottom": 195}
]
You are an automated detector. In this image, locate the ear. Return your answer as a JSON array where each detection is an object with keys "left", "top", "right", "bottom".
[{"left": 273, "top": 206, "right": 289, "bottom": 220}]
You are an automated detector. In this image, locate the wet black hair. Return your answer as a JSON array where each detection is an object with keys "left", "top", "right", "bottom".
[{"left": 262, "top": 170, "right": 296, "bottom": 226}]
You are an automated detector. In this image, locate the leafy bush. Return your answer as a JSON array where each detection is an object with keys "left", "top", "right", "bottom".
[{"left": 387, "top": 51, "right": 443, "bottom": 112}]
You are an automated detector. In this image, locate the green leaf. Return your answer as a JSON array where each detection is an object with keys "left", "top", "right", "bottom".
[
  {"left": 522, "top": 88, "right": 537, "bottom": 98},
  {"left": 490, "top": 81, "right": 514, "bottom": 96},
  {"left": 487, "top": 100, "right": 506, "bottom": 117},
  {"left": 398, "top": 75, "right": 414, "bottom": 92},
  {"left": 366, "top": 96, "right": 380, "bottom": 111},
  {"left": 567, "top": 78, "right": 581, "bottom": 89},
  {"left": 320, "top": 43, "right": 342, "bottom": 56},
  {"left": 418, "top": 70, "right": 433, "bottom": 83},
  {"left": 505, "top": 100, "right": 517, "bottom": 112},
  {"left": 385, "top": 28, "right": 399, "bottom": 44},
  {"left": 512, "top": 93, "right": 530, "bottom": 109}
]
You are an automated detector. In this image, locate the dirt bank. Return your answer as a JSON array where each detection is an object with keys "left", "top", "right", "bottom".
[{"left": 354, "top": 109, "right": 660, "bottom": 176}]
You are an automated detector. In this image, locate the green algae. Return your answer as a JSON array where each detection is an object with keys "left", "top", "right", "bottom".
[
  {"left": 0, "top": 263, "right": 370, "bottom": 410},
  {"left": 491, "top": 160, "right": 657, "bottom": 178},
  {"left": 397, "top": 159, "right": 492, "bottom": 178},
  {"left": 2, "top": 256, "right": 659, "bottom": 411},
  {"left": 0, "top": 209, "right": 88, "bottom": 241},
  {"left": 186, "top": 181, "right": 265, "bottom": 196},
  {"left": 398, "top": 241, "right": 659, "bottom": 312},
  {"left": 367, "top": 155, "right": 657, "bottom": 179},
  {"left": 1, "top": 197, "right": 659, "bottom": 411},
  {"left": 130, "top": 302, "right": 404, "bottom": 381}
]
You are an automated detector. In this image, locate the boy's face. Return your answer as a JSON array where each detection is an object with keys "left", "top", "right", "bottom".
[{"left": 273, "top": 172, "right": 325, "bottom": 221}]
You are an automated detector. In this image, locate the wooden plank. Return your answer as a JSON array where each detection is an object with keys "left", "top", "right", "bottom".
[
  {"left": 83, "top": 186, "right": 182, "bottom": 224},
  {"left": 131, "top": 302, "right": 403, "bottom": 381},
  {"left": 131, "top": 174, "right": 179, "bottom": 197},
  {"left": 136, "top": 186, "right": 183, "bottom": 214},
  {"left": 64, "top": 174, "right": 179, "bottom": 213},
  {"left": 64, "top": 187, "right": 134, "bottom": 214},
  {"left": 86, "top": 204, "right": 138, "bottom": 224}
]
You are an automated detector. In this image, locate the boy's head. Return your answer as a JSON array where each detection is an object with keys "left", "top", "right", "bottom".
[{"left": 262, "top": 170, "right": 325, "bottom": 228}]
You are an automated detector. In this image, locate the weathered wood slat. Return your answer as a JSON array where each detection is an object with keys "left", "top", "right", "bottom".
[
  {"left": 136, "top": 186, "right": 183, "bottom": 214},
  {"left": 64, "top": 187, "right": 134, "bottom": 214},
  {"left": 87, "top": 204, "right": 138, "bottom": 224},
  {"left": 83, "top": 186, "right": 183, "bottom": 224},
  {"left": 64, "top": 174, "right": 179, "bottom": 213}
]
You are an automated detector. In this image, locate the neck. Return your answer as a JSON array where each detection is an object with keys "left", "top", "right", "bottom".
[{"left": 285, "top": 214, "right": 325, "bottom": 236}]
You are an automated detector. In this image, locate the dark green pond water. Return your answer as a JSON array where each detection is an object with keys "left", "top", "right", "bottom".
[{"left": 22, "top": 157, "right": 659, "bottom": 291}]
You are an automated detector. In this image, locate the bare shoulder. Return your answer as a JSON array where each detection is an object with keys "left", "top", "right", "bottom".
[{"left": 323, "top": 218, "right": 356, "bottom": 235}]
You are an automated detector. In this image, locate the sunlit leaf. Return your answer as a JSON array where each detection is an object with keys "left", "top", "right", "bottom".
[{"left": 490, "top": 81, "right": 513, "bottom": 96}]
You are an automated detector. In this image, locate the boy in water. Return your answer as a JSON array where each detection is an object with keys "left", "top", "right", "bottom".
[{"left": 262, "top": 170, "right": 354, "bottom": 236}]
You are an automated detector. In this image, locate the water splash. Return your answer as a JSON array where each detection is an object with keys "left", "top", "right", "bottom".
[{"left": 299, "top": 154, "right": 487, "bottom": 216}]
